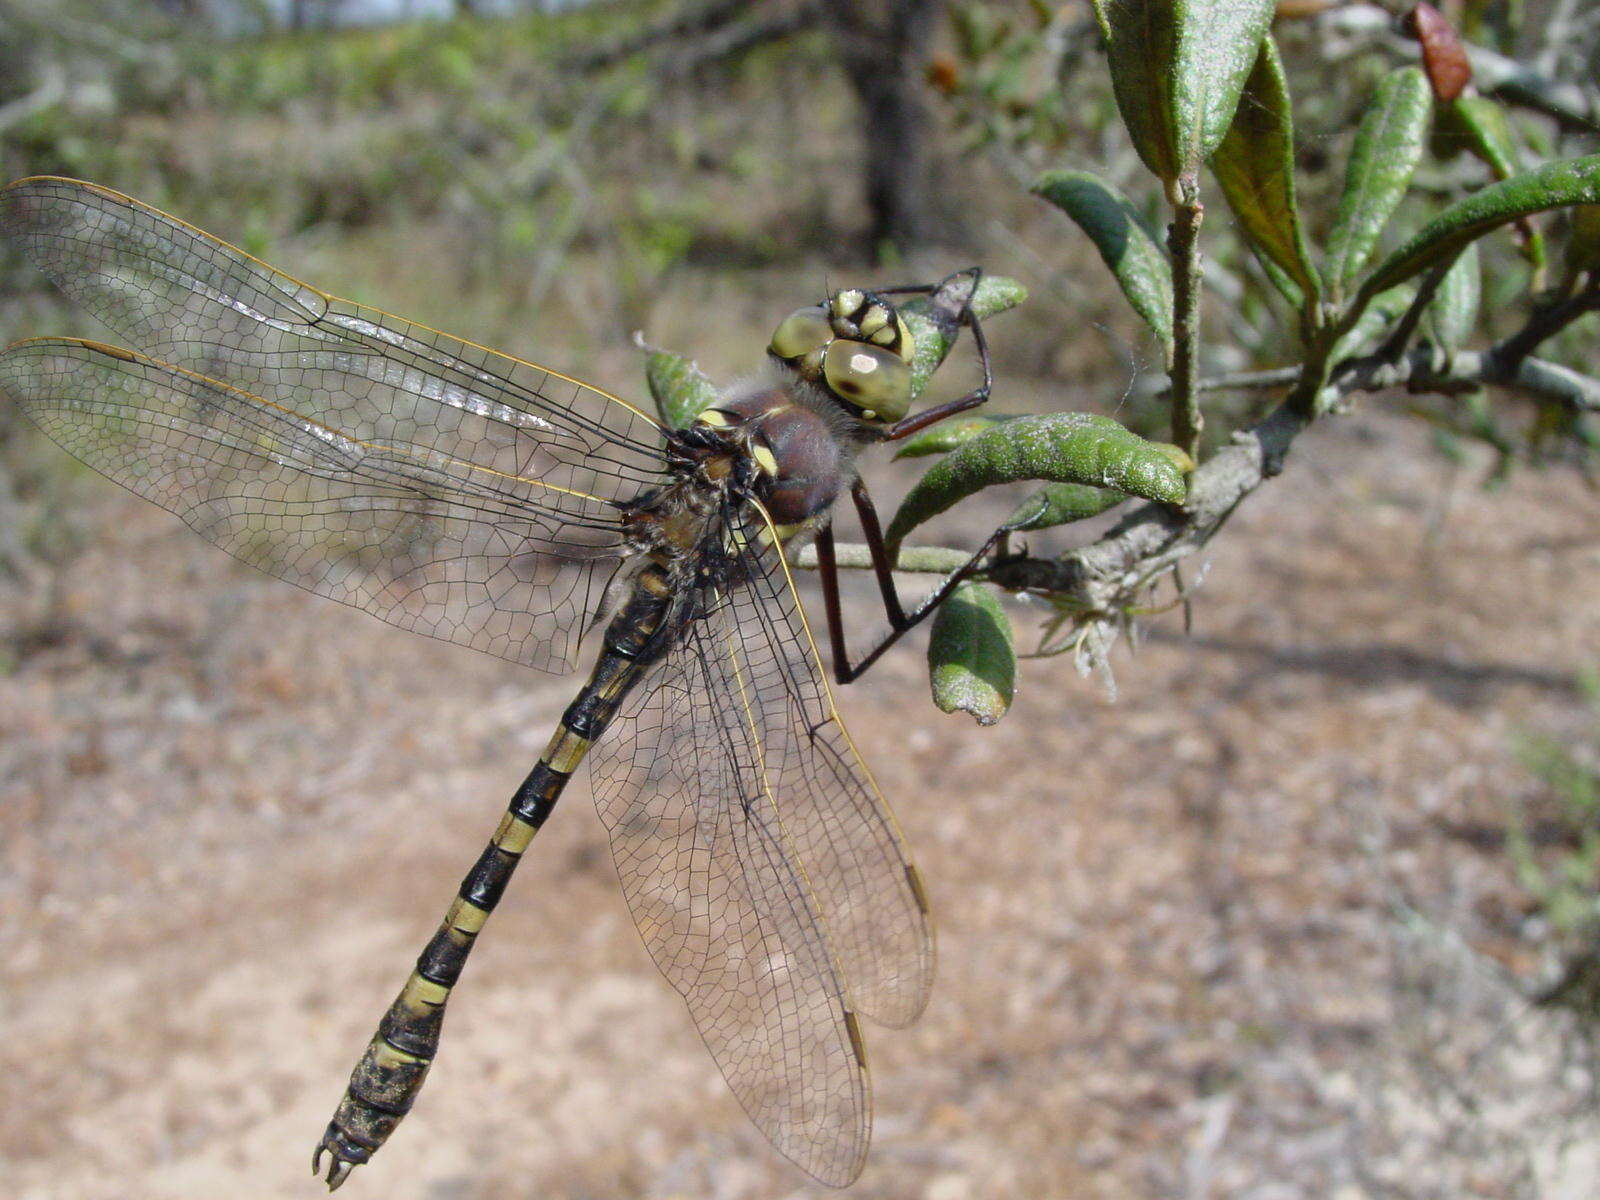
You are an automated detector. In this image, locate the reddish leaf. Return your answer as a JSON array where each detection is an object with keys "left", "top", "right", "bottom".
[{"left": 1405, "top": 3, "right": 1472, "bottom": 103}]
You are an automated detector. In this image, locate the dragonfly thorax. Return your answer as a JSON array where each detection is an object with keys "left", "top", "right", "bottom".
[{"left": 692, "top": 374, "right": 862, "bottom": 529}]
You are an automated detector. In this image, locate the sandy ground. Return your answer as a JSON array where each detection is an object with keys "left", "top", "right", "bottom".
[{"left": 3, "top": 406, "right": 1600, "bottom": 1200}]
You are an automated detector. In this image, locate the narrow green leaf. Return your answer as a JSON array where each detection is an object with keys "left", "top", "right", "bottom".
[
  {"left": 1033, "top": 170, "right": 1173, "bottom": 351},
  {"left": 1437, "top": 95, "right": 1520, "bottom": 179},
  {"left": 645, "top": 350, "right": 718, "bottom": 429},
  {"left": 928, "top": 582, "right": 1015, "bottom": 726},
  {"left": 1093, "top": 0, "right": 1275, "bottom": 188},
  {"left": 1005, "top": 482, "right": 1128, "bottom": 532},
  {"left": 893, "top": 414, "right": 1023, "bottom": 459},
  {"left": 1435, "top": 94, "right": 1547, "bottom": 269},
  {"left": 1209, "top": 37, "right": 1320, "bottom": 306},
  {"left": 1324, "top": 66, "right": 1433, "bottom": 294},
  {"left": 1359, "top": 154, "right": 1600, "bottom": 300},
  {"left": 901, "top": 274, "right": 1028, "bottom": 399},
  {"left": 885, "top": 412, "right": 1187, "bottom": 553},
  {"left": 1426, "top": 241, "right": 1481, "bottom": 350},
  {"left": 1092, "top": 0, "right": 1181, "bottom": 185}
]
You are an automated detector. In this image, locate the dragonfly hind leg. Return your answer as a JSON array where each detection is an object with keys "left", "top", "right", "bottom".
[{"left": 814, "top": 480, "right": 1011, "bottom": 686}]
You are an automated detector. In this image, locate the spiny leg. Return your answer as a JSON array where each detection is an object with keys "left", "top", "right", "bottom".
[
  {"left": 817, "top": 516, "right": 1009, "bottom": 686},
  {"left": 850, "top": 479, "right": 905, "bottom": 628}
]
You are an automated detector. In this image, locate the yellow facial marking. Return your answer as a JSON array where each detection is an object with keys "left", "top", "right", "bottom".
[
  {"left": 869, "top": 324, "right": 898, "bottom": 346},
  {"left": 831, "top": 289, "right": 865, "bottom": 318},
  {"left": 751, "top": 442, "right": 779, "bottom": 477},
  {"left": 696, "top": 408, "right": 733, "bottom": 428},
  {"left": 858, "top": 305, "right": 889, "bottom": 336}
]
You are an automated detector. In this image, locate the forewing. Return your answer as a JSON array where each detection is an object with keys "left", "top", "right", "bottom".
[
  {"left": 0, "top": 339, "right": 627, "bottom": 674},
  {"left": 587, "top": 506, "right": 933, "bottom": 1185},
  {"left": 1, "top": 175, "right": 676, "bottom": 674}
]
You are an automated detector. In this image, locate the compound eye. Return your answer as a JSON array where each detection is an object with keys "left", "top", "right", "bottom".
[
  {"left": 769, "top": 306, "right": 833, "bottom": 360},
  {"left": 822, "top": 338, "right": 912, "bottom": 423}
]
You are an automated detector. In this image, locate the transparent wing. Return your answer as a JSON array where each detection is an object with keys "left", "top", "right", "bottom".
[
  {"left": 588, "top": 505, "right": 934, "bottom": 1186},
  {"left": 1, "top": 176, "right": 675, "bottom": 674},
  {"left": 0, "top": 338, "right": 630, "bottom": 674}
]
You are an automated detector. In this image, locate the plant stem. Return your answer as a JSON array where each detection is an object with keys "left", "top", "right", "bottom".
[
  {"left": 1167, "top": 194, "right": 1206, "bottom": 463},
  {"left": 791, "top": 542, "right": 972, "bottom": 575},
  {"left": 1491, "top": 284, "right": 1600, "bottom": 371}
]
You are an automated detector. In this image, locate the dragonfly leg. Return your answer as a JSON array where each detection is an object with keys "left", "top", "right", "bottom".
[
  {"left": 883, "top": 287, "right": 993, "bottom": 441},
  {"left": 813, "top": 524, "right": 853, "bottom": 687},
  {"left": 851, "top": 479, "right": 906, "bottom": 629},
  {"left": 819, "top": 507, "right": 1009, "bottom": 686}
]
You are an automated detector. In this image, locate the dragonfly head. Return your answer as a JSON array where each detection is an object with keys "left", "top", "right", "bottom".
[{"left": 768, "top": 288, "right": 915, "bottom": 427}]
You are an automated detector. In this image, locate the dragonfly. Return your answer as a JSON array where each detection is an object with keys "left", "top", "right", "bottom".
[{"left": 0, "top": 177, "right": 1000, "bottom": 1189}]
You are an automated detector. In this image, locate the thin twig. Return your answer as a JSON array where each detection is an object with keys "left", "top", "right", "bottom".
[
  {"left": 791, "top": 542, "right": 972, "bottom": 575},
  {"left": 1372, "top": 255, "right": 1458, "bottom": 364},
  {"left": 1491, "top": 285, "right": 1600, "bottom": 372},
  {"left": 1153, "top": 366, "right": 1303, "bottom": 398}
]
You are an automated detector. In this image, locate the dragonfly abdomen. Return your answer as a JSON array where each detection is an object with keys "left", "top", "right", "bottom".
[{"left": 314, "top": 567, "right": 674, "bottom": 1190}]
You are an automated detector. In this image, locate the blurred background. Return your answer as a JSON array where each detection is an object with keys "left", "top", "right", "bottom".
[{"left": 2, "top": 1, "right": 1599, "bottom": 1196}]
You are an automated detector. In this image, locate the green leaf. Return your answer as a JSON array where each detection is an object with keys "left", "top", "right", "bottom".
[
  {"left": 928, "top": 582, "right": 1016, "bottom": 726},
  {"left": 1092, "top": 0, "right": 1276, "bottom": 189},
  {"left": 900, "top": 274, "right": 1028, "bottom": 399},
  {"left": 885, "top": 412, "right": 1187, "bottom": 553},
  {"left": 1005, "top": 482, "right": 1128, "bottom": 532},
  {"left": 1208, "top": 36, "right": 1320, "bottom": 307},
  {"left": 1359, "top": 154, "right": 1600, "bottom": 300},
  {"left": 1434, "top": 95, "right": 1547, "bottom": 269},
  {"left": 645, "top": 349, "right": 719, "bottom": 429},
  {"left": 1426, "top": 241, "right": 1481, "bottom": 350},
  {"left": 893, "top": 414, "right": 1023, "bottom": 459},
  {"left": 1324, "top": 66, "right": 1433, "bottom": 295},
  {"left": 1033, "top": 170, "right": 1174, "bottom": 351},
  {"left": 1437, "top": 95, "right": 1521, "bottom": 179}
]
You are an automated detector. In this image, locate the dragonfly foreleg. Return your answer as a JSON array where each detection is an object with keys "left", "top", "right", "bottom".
[{"left": 882, "top": 273, "right": 993, "bottom": 442}]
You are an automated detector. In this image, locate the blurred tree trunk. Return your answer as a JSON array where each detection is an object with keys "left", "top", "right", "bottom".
[{"left": 822, "top": 0, "right": 948, "bottom": 260}]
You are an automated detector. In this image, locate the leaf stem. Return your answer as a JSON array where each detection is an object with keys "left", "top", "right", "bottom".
[{"left": 1167, "top": 194, "right": 1206, "bottom": 462}]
